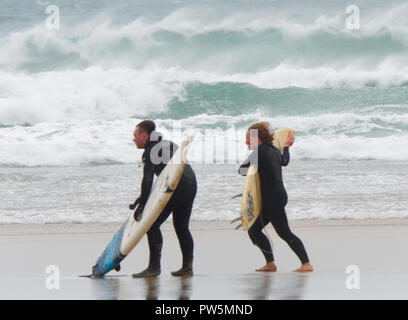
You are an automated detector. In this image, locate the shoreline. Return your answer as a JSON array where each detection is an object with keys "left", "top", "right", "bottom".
[{"left": 1, "top": 218, "right": 408, "bottom": 235}]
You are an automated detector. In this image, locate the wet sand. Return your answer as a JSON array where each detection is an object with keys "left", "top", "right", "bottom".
[{"left": 1, "top": 219, "right": 408, "bottom": 299}]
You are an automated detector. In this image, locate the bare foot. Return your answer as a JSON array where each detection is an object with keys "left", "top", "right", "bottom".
[
  {"left": 293, "top": 262, "right": 313, "bottom": 273},
  {"left": 256, "top": 261, "right": 277, "bottom": 272}
]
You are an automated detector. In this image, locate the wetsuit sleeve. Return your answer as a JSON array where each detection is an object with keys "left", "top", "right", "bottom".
[
  {"left": 138, "top": 152, "right": 154, "bottom": 206},
  {"left": 238, "top": 156, "right": 251, "bottom": 176},
  {"left": 281, "top": 147, "right": 290, "bottom": 167}
]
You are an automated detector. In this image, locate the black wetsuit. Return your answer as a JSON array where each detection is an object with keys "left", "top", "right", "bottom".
[
  {"left": 135, "top": 131, "right": 197, "bottom": 270},
  {"left": 239, "top": 143, "right": 309, "bottom": 264}
]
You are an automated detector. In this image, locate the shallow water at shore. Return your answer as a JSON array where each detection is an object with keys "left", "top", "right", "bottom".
[{"left": 1, "top": 160, "right": 407, "bottom": 224}]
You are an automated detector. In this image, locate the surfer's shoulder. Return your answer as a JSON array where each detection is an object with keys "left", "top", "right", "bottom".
[
  {"left": 258, "top": 142, "right": 275, "bottom": 154},
  {"left": 260, "top": 143, "right": 281, "bottom": 163}
]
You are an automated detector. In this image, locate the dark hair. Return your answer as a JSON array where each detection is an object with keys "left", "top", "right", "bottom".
[
  {"left": 136, "top": 120, "right": 156, "bottom": 135},
  {"left": 248, "top": 121, "right": 274, "bottom": 144}
]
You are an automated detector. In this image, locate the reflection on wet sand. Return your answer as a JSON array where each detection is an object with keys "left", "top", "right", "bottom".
[
  {"left": 142, "top": 276, "right": 193, "bottom": 300},
  {"left": 89, "top": 275, "right": 193, "bottom": 300},
  {"left": 283, "top": 274, "right": 308, "bottom": 300},
  {"left": 91, "top": 277, "right": 120, "bottom": 300},
  {"left": 178, "top": 276, "right": 193, "bottom": 300},
  {"left": 88, "top": 272, "right": 307, "bottom": 300},
  {"left": 144, "top": 277, "right": 159, "bottom": 300},
  {"left": 244, "top": 273, "right": 307, "bottom": 300},
  {"left": 141, "top": 276, "right": 193, "bottom": 300},
  {"left": 247, "top": 273, "right": 273, "bottom": 300}
]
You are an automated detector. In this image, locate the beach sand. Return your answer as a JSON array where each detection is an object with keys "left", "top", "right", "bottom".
[{"left": 1, "top": 219, "right": 408, "bottom": 300}]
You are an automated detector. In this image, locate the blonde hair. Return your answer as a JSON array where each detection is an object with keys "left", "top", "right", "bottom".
[{"left": 248, "top": 121, "right": 274, "bottom": 144}]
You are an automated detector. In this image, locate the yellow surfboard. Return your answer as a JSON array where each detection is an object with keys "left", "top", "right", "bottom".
[
  {"left": 272, "top": 128, "right": 296, "bottom": 154},
  {"left": 240, "top": 164, "right": 262, "bottom": 230},
  {"left": 240, "top": 128, "right": 295, "bottom": 230}
]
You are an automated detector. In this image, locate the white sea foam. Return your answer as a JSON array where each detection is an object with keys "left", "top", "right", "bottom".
[
  {"left": 0, "top": 67, "right": 185, "bottom": 125},
  {"left": 1, "top": 65, "right": 408, "bottom": 127},
  {"left": 2, "top": 4, "right": 408, "bottom": 127},
  {"left": 1, "top": 110, "right": 407, "bottom": 167},
  {"left": 1, "top": 4, "right": 408, "bottom": 73}
]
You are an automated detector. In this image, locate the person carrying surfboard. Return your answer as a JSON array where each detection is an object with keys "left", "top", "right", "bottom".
[
  {"left": 130, "top": 120, "right": 197, "bottom": 277},
  {"left": 239, "top": 122, "right": 313, "bottom": 272}
]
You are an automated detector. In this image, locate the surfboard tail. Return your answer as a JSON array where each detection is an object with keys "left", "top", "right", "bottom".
[
  {"left": 91, "top": 252, "right": 127, "bottom": 277},
  {"left": 90, "top": 221, "right": 128, "bottom": 277}
]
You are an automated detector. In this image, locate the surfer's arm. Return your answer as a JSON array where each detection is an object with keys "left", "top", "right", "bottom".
[
  {"left": 281, "top": 132, "right": 294, "bottom": 166},
  {"left": 139, "top": 156, "right": 154, "bottom": 206},
  {"left": 281, "top": 147, "right": 290, "bottom": 166},
  {"left": 129, "top": 197, "right": 140, "bottom": 210},
  {"left": 238, "top": 157, "right": 251, "bottom": 176}
]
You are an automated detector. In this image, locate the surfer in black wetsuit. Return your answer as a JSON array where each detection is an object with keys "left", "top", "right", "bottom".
[
  {"left": 239, "top": 122, "right": 313, "bottom": 272},
  {"left": 130, "top": 120, "right": 197, "bottom": 278}
]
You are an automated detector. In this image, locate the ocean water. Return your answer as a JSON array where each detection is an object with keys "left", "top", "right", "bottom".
[{"left": 0, "top": 0, "right": 407, "bottom": 223}]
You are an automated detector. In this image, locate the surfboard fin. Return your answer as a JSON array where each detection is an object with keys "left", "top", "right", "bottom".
[
  {"left": 230, "top": 217, "right": 241, "bottom": 224},
  {"left": 232, "top": 193, "right": 242, "bottom": 199},
  {"left": 79, "top": 274, "right": 106, "bottom": 279},
  {"left": 79, "top": 270, "right": 106, "bottom": 278},
  {"left": 79, "top": 274, "right": 95, "bottom": 278},
  {"left": 79, "top": 267, "right": 99, "bottom": 278},
  {"left": 234, "top": 224, "right": 243, "bottom": 230}
]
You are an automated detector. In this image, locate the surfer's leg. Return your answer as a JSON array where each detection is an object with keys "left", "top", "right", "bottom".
[
  {"left": 248, "top": 216, "right": 276, "bottom": 271},
  {"left": 171, "top": 200, "right": 194, "bottom": 276},
  {"left": 171, "top": 183, "right": 197, "bottom": 276},
  {"left": 270, "top": 207, "right": 312, "bottom": 272},
  {"left": 132, "top": 206, "right": 175, "bottom": 278},
  {"left": 147, "top": 228, "right": 163, "bottom": 269},
  {"left": 149, "top": 205, "right": 177, "bottom": 262},
  {"left": 132, "top": 229, "right": 163, "bottom": 278}
]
